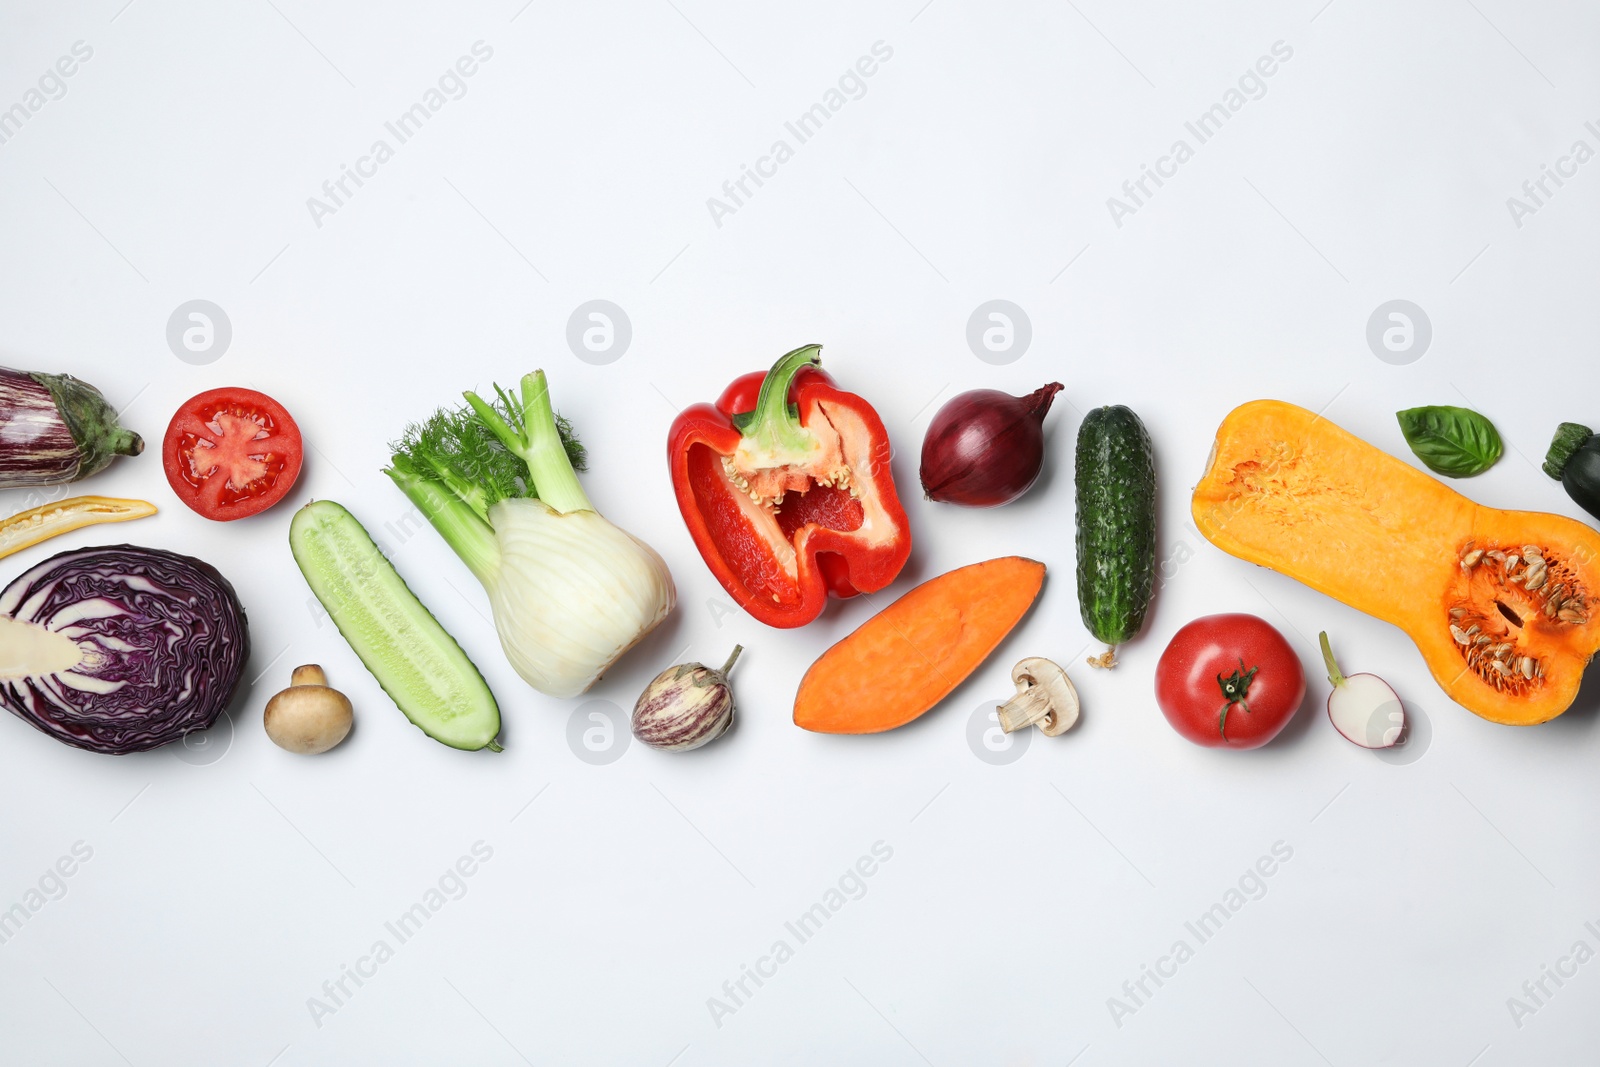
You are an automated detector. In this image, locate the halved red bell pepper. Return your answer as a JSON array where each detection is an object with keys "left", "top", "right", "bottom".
[{"left": 668, "top": 344, "right": 912, "bottom": 628}]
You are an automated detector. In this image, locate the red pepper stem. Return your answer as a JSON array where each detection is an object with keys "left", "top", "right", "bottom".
[{"left": 744, "top": 344, "right": 822, "bottom": 455}]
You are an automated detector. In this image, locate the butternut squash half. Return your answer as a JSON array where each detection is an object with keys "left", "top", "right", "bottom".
[{"left": 1192, "top": 400, "right": 1600, "bottom": 725}]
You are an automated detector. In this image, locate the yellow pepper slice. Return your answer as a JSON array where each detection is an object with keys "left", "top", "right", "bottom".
[{"left": 0, "top": 496, "right": 158, "bottom": 561}]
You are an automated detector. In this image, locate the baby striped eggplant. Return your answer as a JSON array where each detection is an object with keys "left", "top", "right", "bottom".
[
  {"left": 631, "top": 646, "right": 742, "bottom": 751},
  {"left": 0, "top": 366, "right": 143, "bottom": 488}
]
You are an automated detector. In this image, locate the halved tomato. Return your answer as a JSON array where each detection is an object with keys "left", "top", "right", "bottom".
[{"left": 162, "top": 387, "right": 303, "bottom": 521}]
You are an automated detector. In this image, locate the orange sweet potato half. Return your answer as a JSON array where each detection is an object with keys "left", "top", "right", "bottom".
[{"left": 793, "top": 556, "right": 1046, "bottom": 734}]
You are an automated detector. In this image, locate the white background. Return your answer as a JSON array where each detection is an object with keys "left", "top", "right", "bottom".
[{"left": 3, "top": 1, "right": 1600, "bottom": 1064}]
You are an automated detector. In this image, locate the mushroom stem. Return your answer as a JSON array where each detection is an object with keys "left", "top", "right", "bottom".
[
  {"left": 291, "top": 663, "right": 329, "bottom": 688},
  {"left": 997, "top": 684, "right": 1057, "bottom": 733}
]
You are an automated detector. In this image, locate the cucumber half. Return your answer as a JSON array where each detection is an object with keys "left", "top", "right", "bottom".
[{"left": 289, "top": 499, "right": 502, "bottom": 751}]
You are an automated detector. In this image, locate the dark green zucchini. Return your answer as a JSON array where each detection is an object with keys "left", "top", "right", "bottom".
[
  {"left": 1544, "top": 422, "right": 1600, "bottom": 523},
  {"left": 1075, "top": 405, "right": 1156, "bottom": 664}
]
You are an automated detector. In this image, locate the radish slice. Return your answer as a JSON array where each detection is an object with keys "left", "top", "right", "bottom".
[{"left": 1320, "top": 632, "right": 1405, "bottom": 749}]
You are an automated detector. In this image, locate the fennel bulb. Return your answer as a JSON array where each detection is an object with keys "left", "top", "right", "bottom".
[{"left": 386, "top": 370, "right": 675, "bottom": 698}]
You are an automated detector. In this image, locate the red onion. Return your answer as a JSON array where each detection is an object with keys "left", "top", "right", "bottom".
[{"left": 919, "top": 383, "right": 1063, "bottom": 507}]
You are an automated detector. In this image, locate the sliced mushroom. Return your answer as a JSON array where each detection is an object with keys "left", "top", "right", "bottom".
[{"left": 996, "top": 657, "right": 1080, "bottom": 736}]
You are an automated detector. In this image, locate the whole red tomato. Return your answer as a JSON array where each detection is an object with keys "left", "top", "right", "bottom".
[{"left": 1155, "top": 614, "right": 1306, "bottom": 749}]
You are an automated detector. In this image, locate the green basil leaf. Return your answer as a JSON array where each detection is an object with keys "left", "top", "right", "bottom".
[{"left": 1395, "top": 405, "right": 1503, "bottom": 478}]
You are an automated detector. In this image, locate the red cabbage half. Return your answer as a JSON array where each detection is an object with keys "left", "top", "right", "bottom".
[{"left": 0, "top": 544, "right": 249, "bottom": 754}]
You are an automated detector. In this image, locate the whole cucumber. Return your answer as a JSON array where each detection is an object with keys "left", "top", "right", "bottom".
[
  {"left": 1075, "top": 405, "right": 1156, "bottom": 660},
  {"left": 0, "top": 367, "right": 143, "bottom": 488}
]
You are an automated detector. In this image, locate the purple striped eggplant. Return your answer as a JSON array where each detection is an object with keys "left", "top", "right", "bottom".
[
  {"left": 631, "top": 646, "right": 742, "bottom": 751},
  {"left": 0, "top": 367, "right": 143, "bottom": 488}
]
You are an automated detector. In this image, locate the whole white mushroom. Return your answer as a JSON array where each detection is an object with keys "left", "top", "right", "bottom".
[{"left": 264, "top": 664, "right": 353, "bottom": 754}]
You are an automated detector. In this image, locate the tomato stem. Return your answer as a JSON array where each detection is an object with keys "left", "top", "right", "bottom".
[{"left": 1215, "top": 660, "right": 1258, "bottom": 741}]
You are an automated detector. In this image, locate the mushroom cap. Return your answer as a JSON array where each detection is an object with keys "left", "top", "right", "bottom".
[{"left": 264, "top": 684, "right": 353, "bottom": 754}]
